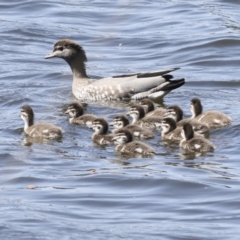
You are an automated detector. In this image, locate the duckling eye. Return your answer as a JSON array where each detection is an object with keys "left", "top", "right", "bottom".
[{"left": 58, "top": 46, "right": 64, "bottom": 51}]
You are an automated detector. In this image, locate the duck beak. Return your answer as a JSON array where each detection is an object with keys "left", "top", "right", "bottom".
[
  {"left": 45, "top": 51, "right": 56, "bottom": 59},
  {"left": 65, "top": 109, "right": 70, "bottom": 114}
]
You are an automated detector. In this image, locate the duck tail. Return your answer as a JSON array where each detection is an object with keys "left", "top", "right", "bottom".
[{"left": 161, "top": 78, "right": 185, "bottom": 91}]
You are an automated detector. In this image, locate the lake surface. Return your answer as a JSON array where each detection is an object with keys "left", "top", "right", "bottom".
[{"left": 1, "top": 0, "right": 240, "bottom": 239}]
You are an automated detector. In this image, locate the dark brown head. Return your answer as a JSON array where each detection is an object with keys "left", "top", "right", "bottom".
[
  {"left": 167, "top": 105, "right": 183, "bottom": 122},
  {"left": 139, "top": 98, "right": 154, "bottom": 113},
  {"left": 191, "top": 98, "right": 202, "bottom": 117},
  {"left": 45, "top": 39, "right": 87, "bottom": 62},
  {"left": 112, "top": 129, "right": 133, "bottom": 145},
  {"left": 160, "top": 118, "right": 177, "bottom": 134},
  {"left": 92, "top": 118, "right": 108, "bottom": 135},
  {"left": 182, "top": 123, "right": 194, "bottom": 140},
  {"left": 20, "top": 105, "right": 34, "bottom": 126},
  {"left": 128, "top": 104, "right": 145, "bottom": 123},
  {"left": 65, "top": 102, "right": 84, "bottom": 118},
  {"left": 111, "top": 115, "right": 129, "bottom": 129}
]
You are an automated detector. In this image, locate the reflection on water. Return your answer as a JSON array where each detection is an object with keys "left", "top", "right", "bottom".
[{"left": 21, "top": 135, "right": 63, "bottom": 146}]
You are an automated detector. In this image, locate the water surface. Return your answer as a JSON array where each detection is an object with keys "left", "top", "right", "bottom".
[{"left": 0, "top": 0, "right": 240, "bottom": 239}]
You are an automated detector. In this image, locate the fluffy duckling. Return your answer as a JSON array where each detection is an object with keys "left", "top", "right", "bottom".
[
  {"left": 111, "top": 114, "right": 154, "bottom": 139},
  {"left": 164, "top": 105, "right": 209, "bottom": 135},
  {"left": 180, "top": 123, "right": 215, "bottom": 153},
  {"left": 164, "top": 105, "right": 183, "bottom": 122},
  {"left": 191, "top": 98, "right": 232, "bottom": 129},
  {"left": 65, "top": 102, "right": 97, "bottom": 128},
  {"left": 91, "top": 118, "right": 114, "bottom": 145},
  {"left": 139, "top": 98, "right": 166, "bottom": 118},
  {"left": 128, "top": 104, "right": 164, "bottom": 129},
  {"left": 157, "top": 117, "right": 182, "bottom": 141},
  {"left": 112, "top": 129, "right": 156, "bottom": 156},
  {"left": 20, "top": 105, "right": 63, "bottom": 139}
]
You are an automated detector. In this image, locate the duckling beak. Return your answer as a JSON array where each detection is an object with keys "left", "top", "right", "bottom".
[
  {"left": 65, "top": 109, "right": 70, "bottom": 114},
  {"left": 155, "top": 121, "right": 163, "bottom": 130},
  {"left": 112, "top": 136, "right": 118, "bottom": 143},
  {"left": 45, "top": 51, "right": 56, "bottom": 59}
]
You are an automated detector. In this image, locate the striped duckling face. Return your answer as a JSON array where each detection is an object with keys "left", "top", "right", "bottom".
[
  {"left": 111, "top": 115, "right": 129, "bottom": 129},
  {"left": 139, "top": 98, "right": 154, "bottom": 113},
  {"left": 92, "top": 118, "right": 108, "bottom": 135},
  {"left": 159, "top": 118, "right": 177, "bottom": 134},
  {"left": 112, "top": 129, "right": 133, "bottom": 145},
  {"left": 163, "top": 105, "right": 183, "bottom": 122},
  {"left": 128, "top": 104, "right": 145, "bottom": 123},
  {"left": 65, "top": 102, "right": 83, "bottom": 118},
  {"left": 163, "top": 108, "right": 177, "bottom": 122}
]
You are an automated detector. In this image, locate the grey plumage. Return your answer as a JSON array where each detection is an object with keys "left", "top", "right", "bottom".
[
  {"left": 191, "top": 98, "right": 232, "bottom": 129},
  {"left": 20, "top": 105, "right": 63, "bottom": 139},
  {"left": 164, "top": 105, "right": 210, "bottom": 135},
  {"left": 139, "top": 98, "right": 167, "bottom": 118},
  {"left": 180, "top": 123, "right": 215, "bottom": 153},
  {"left": 111, "top": 114, "right": 154, "bottom": 139},
  {"left": 158, "top": 117, "right": 182, "bottom": 141},
  {"left": 128, "top": 104, "right": 163, "bottom": 130},
  {"left": 112, "top": 129, "right": 156, "bottom": 156},
  {"left": 91, "top": 118, "right": 114, "bottom": 145},
  {"left": 65, "top": 102, "right": 97, "bottom": 128},
  {"left": 45, "top": 39, "right": 185, "bottom": 102}
]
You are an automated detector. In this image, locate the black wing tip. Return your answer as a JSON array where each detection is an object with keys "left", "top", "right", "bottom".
[
  {"left": 171, "top": 67, "right": 181, "bottom": 71},
  {"left": 162, "top": 78, "right": 185, "bottom": 91}
]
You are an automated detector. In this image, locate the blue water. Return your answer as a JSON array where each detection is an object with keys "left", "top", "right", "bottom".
[{"left": 0, "top": 0, "right": 240, "bottom": 239}]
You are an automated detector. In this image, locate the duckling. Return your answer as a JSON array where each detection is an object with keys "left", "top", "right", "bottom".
[
  {"left": 112, "top": 129, "right": 156, "bottom": 156},
  {"left": 180, "top": 123, "right": 215, "bottom": 153},
  {"left": 157, "top": 117, "right": 182, "bottom": 141},
  {"left": 91, "top": 118, "right": 114, "bottom": 145},
  {"left": 164, "top": 105, "right": 209, "bottom": 135},
  {"left": 139, "top": 98, "right": 166, "bottom": 118},
  {"left": 20, "top": 105, "right": 63, "bottom": 139},
  {"left": 111, "top": 114, "right": 154, "bottom": 139},
  {"left": 164, "top": 105, "right": 183, "bottom": 122},
  {"left": 190, "top": 98, "right": 232, "bottom": 129},
  {"left": 65, "top": 102, "right": 97, "bottom": 128},
  {"left": 128, "top": 104, "right": 163, "bottom": 129}
]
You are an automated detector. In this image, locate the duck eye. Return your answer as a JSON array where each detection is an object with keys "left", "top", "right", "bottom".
[{"left": 58, "top": 46, "right": 64, "bottom": 51}]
